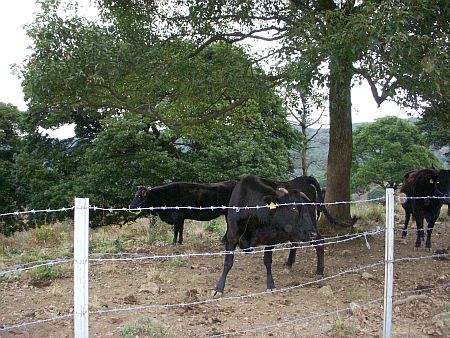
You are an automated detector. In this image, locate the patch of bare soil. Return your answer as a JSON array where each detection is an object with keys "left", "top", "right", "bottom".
[{"left": 1, "top": 221, "right": 449, "bottom": 337}]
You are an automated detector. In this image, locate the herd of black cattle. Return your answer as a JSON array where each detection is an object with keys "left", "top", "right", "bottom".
[{"left": 129, "top": 167, "right": 450, "bottom": 295}]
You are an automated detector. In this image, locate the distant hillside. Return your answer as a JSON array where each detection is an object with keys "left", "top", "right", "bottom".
[{"left": 291, "top": 120, "right": 448, "bottom": 181}]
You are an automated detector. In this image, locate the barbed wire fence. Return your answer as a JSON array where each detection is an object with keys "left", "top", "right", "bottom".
[{"left": 0, "top": 191, "right": 449, "bottom": 337}]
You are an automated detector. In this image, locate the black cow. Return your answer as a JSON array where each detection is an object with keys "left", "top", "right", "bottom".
[
  {"left": 400, "top": 168, "right": 450, "bottom": 250},
  {"left": 129, "top": 180, "right": 237, "bottom": 245},
  {"left": 213, "top": 175, "right": 324, "bottom": 297}
]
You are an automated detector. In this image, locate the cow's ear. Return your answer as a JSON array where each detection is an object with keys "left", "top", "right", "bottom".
[{"left": 425, "top": 173, "right": 436, "bottom": 185}]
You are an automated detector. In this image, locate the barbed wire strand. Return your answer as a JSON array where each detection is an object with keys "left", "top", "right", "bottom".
[
  {"left": 0, "top": 228, "right": 384, "bottom": 275},
  {"left": 92, "top": 197, "right": 386, "bottom": 213},
  {"left": 87, "top": 227, "right": 383, "bottom": 260},
  {"left": 398, "top": 196, "right": 449, "bottom": 201},
  {"left": 0, "top": 259, "right": 73, "bottom": 276},
  {"left": 208, "top": 283, "right": 450, "bottom": 338},
  {"left": 88, "top": 229, "right": 384, "bottom": 264},
  {"left": 395, "top": 253, "right": 450, "bottom": 263},
  {"left": 0, "top": 207, "right": 74, "bottom": 217},
  {"left": 1, "top": 195, "right": 447, "bottom": 218}
]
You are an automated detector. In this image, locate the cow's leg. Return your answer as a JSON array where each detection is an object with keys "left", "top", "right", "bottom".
[
  {"left": 424, "top": 211, "right": 439, "bottom": 251},
  {"left": 285, "top": 246, "right": 296, "bottom": 268},
  {"left": 415, "top": 214, "right": 425, "bottom": 250},
  {"left": 264, "top": 246, "right": 276, "bottom": 291},
  {"left": 171, "top": 215, "right": 184, "bottom": 245},
  {"left": 401, "top": 206, "right": 411, "bottom": 238},
  {"left": 313, "top": 235, "right": 325, "bottom": 275},
  {"left": 213, "top": 241, "right": 237, "bottom": 297},
  {"left": 171, "top": 223, "right": 178, "bottom": 245}
]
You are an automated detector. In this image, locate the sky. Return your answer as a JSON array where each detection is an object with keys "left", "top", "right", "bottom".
[{"left": 1, "top": 1, "right": 413, "bottom": 138}]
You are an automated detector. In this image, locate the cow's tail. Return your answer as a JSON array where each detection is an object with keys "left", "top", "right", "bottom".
[{"left": 320, "top": 205, "right": 358, "bottom": 228}]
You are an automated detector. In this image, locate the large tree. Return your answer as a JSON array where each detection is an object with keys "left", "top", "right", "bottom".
[
  {"left": 18, "top": 0, "right": 298, "bottom": 228},
  {"left": 96, "top": 0, "right": 448, "bottom": 225}
]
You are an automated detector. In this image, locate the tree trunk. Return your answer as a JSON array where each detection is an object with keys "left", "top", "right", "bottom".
[
  {"left": 324, "top": 56, "right": 354, "bottom": 227},
  {"left": 301, "top": 115, "right": 308, "bottom": 176}
]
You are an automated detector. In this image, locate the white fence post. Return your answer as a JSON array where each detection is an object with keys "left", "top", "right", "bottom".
[
  {"left": 74, "top": 198, "right": 89, "bottom": 338},
  {"left": 383, "top": 188, "right": 395, "bottom": 338}
]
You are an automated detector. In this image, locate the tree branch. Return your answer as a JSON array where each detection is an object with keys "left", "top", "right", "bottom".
[
  {"left": 354, "top": 68, "right": 398, "bottom": 107},
  {"left": 169, "top": 97, "right": 249, "bottom": 129}
]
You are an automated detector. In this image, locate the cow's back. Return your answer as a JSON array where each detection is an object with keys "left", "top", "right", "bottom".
[
  {"left": 148, "top": 181, "right": 235, "bottom": 207},
  {"left": 284, "top": 176, "right": 322, "bottom": 203}
]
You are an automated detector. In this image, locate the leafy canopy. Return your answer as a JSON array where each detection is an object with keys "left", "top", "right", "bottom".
[{"left": 352, "top": 116, "right": 438, "bottom": 190}]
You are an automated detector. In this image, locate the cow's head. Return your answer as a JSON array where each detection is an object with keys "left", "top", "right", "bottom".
[
  {"left": 129, "top": 186, "right": 152, "bottom": 209},
  {"left": 263, "top": 188, "right": 317, "bottom": 242}
]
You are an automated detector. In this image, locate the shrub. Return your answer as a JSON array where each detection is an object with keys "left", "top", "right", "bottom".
[{"left": 121, "top": 317, "right": 168, "bottom": 338}]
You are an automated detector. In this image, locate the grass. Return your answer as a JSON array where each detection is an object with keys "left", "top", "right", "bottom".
[
  {"left": 0, "top": 215, "right": 218, "bottom": 280},
  {"left": 121, "top": 317, "right": 168, "bottom": 338},
  {"left": 330, "top": 318, "right": 354, "bottom": 337}
]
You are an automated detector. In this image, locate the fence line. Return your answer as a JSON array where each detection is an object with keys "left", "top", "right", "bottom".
[
  {"left": 208, "top": 283, "right": 450, "bottom": 338},
  {"left": 0, "top": 253, "right": 448, "bottom": 332},
  {"left": 0, "top": 228, "right": 384, "bottom": 276},
  {"left": 0, "top": 207, "right": 74, "bottom": 217},
  {"left": 1, "top": 195, "right": 447, "bottom": 218},
  {"left": 0, "top": 259, "right": 384, "bottom": 332},
  {"left": 0, "top": 258, "right": 73, "bottom": 276},
  {"left": 88, "top": 229, "right": 383, "bottom": 264},
  {"left": 1, "top": 193, "right": 449, "bottom": 336}
]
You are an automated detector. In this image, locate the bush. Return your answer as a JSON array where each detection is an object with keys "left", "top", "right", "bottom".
[{"left": 121, "top": 317, "right": 168, "bottom": 338}]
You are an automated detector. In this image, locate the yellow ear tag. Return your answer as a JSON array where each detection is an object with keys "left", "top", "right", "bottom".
[
  {"left": 429, "top": 179, "right": 433, "bottom": 184},
  {"left": 269, "top": 202, "right": 277, "bottom": 210}
]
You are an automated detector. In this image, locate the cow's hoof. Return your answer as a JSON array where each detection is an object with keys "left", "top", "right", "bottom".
[
  {"left": 425, "top": 247, "right": 432, "bottom": 252},
  {"left": 266, "top": 288, "right": 277, "bottom": 292},
  {"left": 414, "top": 246, "right": 420, "bottom": 251},
  {"left": 211, "top": 290, "right": 223, "bottom": 299}
]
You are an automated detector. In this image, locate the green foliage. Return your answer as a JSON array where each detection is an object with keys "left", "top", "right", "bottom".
[
  {"left": 11, "top": 1, "right": 298, "bottom": 232},
  {"left": 330, "top": 318, "right": 353, "bottom": 337},
  {"left": 180, "top": 96, "right": 296, "bottom": 182},
  {"left": 0, "top": 103, "right": 23, "bottom": 235},
  {"left": 352, "top": 116, "right": 438, "bottom": 191},
  {"left": 30, "top": 265, "right": 60, "bottom": 282},
  {"left": 22, "top": 1, "right": 270, "bottom": 135},
  {"left": 203, "top": 219, "right": 224, "bottom": 237},
  {"left": 417, "top": 101, "right": 450, "bottom": 163},
  {"left": 13, "top": 133, "right": 82, "bottom": 228}
]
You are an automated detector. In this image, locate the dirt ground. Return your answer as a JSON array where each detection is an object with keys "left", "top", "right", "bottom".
[{"left": 0, "top": 219, "right": 449, "bottom": 338}]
